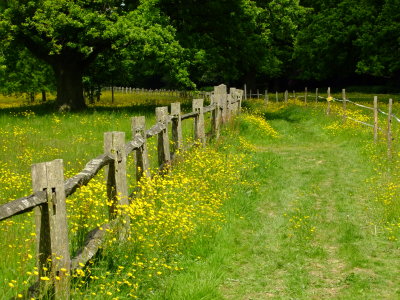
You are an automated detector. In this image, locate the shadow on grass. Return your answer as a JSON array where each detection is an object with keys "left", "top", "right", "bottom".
[{"left": 261, "top": 105, "right": 307, "bottom": 124}]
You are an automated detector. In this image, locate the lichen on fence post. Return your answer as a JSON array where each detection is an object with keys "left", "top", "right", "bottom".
[
  {"left": 171, "top": 102, "right": 183, "bottom": 153},
  {"left": 31, "top": 159, "right": 70, "bottom": 299},
  {"left": 131, "top": 116, "right": 151, "bottom": 181},
  {"left": 104, "top": 131, "right": 129, "bottom": 239},
  {"left": 193, "top": 98, "right": 206, "bottom": 146},
  {"left": 156, "top": 107, "right": 171, "bottom": 168}
]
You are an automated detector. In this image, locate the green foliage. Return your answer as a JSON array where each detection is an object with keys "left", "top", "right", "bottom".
[{"left": 356, "top": 0, "right": 400, "bottom": 77}]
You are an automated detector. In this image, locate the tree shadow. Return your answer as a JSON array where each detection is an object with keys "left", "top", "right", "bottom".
[{"left": 260, "top": 105, "right": 306, "bottom": 123}]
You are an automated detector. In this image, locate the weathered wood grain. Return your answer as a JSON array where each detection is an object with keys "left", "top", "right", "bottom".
[
  {"left": 145, "top": 122, "right": 166, "bottom": 138},
  {"left": 32, "top": 159, "right": 71, "bottom": 299},
  {"left": 193, "top": 99, "right": 206, "bottom": 146},
  {"left": 211, "top": 93, "right": 221, "bottom": 138},
  {"left": 132, "top": 116, "right": 151, "bottom": 181},
  {"left": 125, "top": 135, "right": 145, "bottom": 155},
  {"left": 203, "top": 103, "right": 216, "bottom": 114},
  {"left": 181, "top": 111, "right": 199, "bottom": 120},
  {"left": 0, "top": 191, "right": 47, "bottom": 221},
  {"left": 171, "top": 103, "right": 183, "bottom": 152},
  {"left": 104, "top": 132, "right": 130, "bottom": 239},
  {"left": 64, "top": 154, "right": 113, "bottom": 197},
  {"left": 156, "top": 107, "right": 171, "bottom": 167}
]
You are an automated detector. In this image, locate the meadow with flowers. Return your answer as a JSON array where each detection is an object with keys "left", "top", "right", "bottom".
[{"left": 2, "top": 91, "right": 400, "bottom": 298}]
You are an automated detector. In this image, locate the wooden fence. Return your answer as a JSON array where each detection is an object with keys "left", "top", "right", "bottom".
[
  {"left": 0, "top": 84, "right": 243, "bottom": 299},
  {"left": 245, "top": 84, "right": 398, "bottom": 157},
  {"left": 103, "top": 86, "right": 212, "bottom": 101}
]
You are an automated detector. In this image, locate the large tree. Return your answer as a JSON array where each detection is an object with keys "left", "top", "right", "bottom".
[
  {"left": 0, "top": 0, "right": 191, "bottom": 110},
  {"left": 159, "top": 0, "right": 307, "bottom": 87}
]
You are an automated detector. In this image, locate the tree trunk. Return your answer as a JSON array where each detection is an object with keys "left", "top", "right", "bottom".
[
  {"left": 41, "top": 90, "right": 47, "bottom": 102},
  {"left": 53, "top": 61, "right": 87, "bottom": 110}
]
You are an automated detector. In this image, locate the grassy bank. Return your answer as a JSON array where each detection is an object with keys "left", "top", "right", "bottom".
[{"left": 2, "top": 93, "right": 400, "bottom": 298}]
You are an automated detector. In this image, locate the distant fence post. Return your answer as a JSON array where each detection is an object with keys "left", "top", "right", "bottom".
[
  {"left": 31, "top": 159, "right": 70, "bottom": 299},
  {"left": 104, "top": 131, "right": 129, "bottom": 238},
  {"left": 326, "top": 87, "right": 331, "bottom": 115},
  {"left": 342, "top": 89, "right": 347, "bottom": 122},
  {"left": 171, "top": 102, "right": 183, "bottom": 153},
  {"left": 373, "top": 96, "right": 379, "bottom": 143},
  {"left": 265, "top": 89, "right": 269, "bottom": 105},
  {"left": 275, "top": 91, "right": 278, "bottom": 103},
  {"left": 156, "top": 107, "right": 171, "bottom": 167},
  {"left": 387, "top": 98, "right": 393, "bottom": 158},
  {"left": 131, "top": 116, "right": 151, "bottom": 181},
  {"left": 244, "top": 84, "right": 247, "bottom": 100},
  {"left": 315, "top": 88, "right": 319, "bottom": 102},
  {"left": 193, "top": 98, "right": 206, "bottom": 146},
  {"left": 305, "top": 87, "right": 308, "bottom": 103},
  {"left": 284, "top": 90, "right": 288, "bottom": 104}
]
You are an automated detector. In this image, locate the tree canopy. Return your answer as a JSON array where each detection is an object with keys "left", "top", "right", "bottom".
[{"left": 0, "top": 0, "right": 399, "bottom": 109}]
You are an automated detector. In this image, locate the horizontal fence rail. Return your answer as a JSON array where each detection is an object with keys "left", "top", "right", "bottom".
[{"left": 0, "top": 84, "right": 243, "bottom": 299}]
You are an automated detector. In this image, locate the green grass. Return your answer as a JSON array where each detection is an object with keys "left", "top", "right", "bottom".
[
  {"left": 2, "top": 93, "right": 400, "bottom": 298},
  {"left": 147, "top": 101, "right": 400, "bottom": 299}
]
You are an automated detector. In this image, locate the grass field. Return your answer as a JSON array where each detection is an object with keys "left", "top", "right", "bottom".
[{"left": 1, "top": 91, "right": 400, "bottom": 298}]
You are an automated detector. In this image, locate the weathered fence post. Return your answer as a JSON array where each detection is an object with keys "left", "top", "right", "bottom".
[
  {"left": 193, "top": 99, "right": 206, "bottom": 146},
  {"left": 211, "top": 93, "right": 221, "bottom": 138},
  {"left": 315, "top": 88, "right": 319, "bottom": 102},
  {"left": 156, "top": 107, "right": 171, "bottom": 167},
  {"left": 244, "top": 84, "right": 247, "bottom": 100},
  {"left": 229, "top": 87, "right": 238, "bottom": 115},
  {"left": 257, "top": 89, "right": 260, "bottom": 99},
  {"left": 284, "top": 90, "right": 288, "bottom": 104},
  {"left": 131, "top": 116, "right": 151, "bottom": 181},
  {"left": 387, "top": 98, "right": 393, "bottom": 158},
  {"left": 305, "top": 87, "right": 308, "bottom": 103},
  {"left": 171, "top": 103, "right": 183, "bottom": 153},
  {"left": 265, "top": 89, "right": 269, "bottom": 105},
  {"left": 239, "top": 89, "right": 244, "bottom": 113},
  {"left": 326, "top": 87, "right": 331, "bottom": 115},
  {"left": 374, "top": 96, "right": 379, "bottom": 143},
  {"left": 227, "top": 93, "right": 233, "bottom": 120},
  {"left": 104, "top": 132, "right": 129, "bottom": 238},
  {"left": 215, "top": 84, "right": 228, "bottom": 123},
  {"left": 276, "top": 91, "right": 278, "bottom": 103},
  {"left": 342, "top": 89, "right": 347, "bottom": 122},
  {"left": 32, "top": 159, "right": 70, "bottom": 299}
]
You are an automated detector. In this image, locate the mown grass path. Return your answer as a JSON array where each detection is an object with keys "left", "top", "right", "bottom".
[
  {"left": 220, "top": 106, "right": 400, "bottom": 299},
  {"left": 152, "top": 105, "right": 400, "bottom": 299}
]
